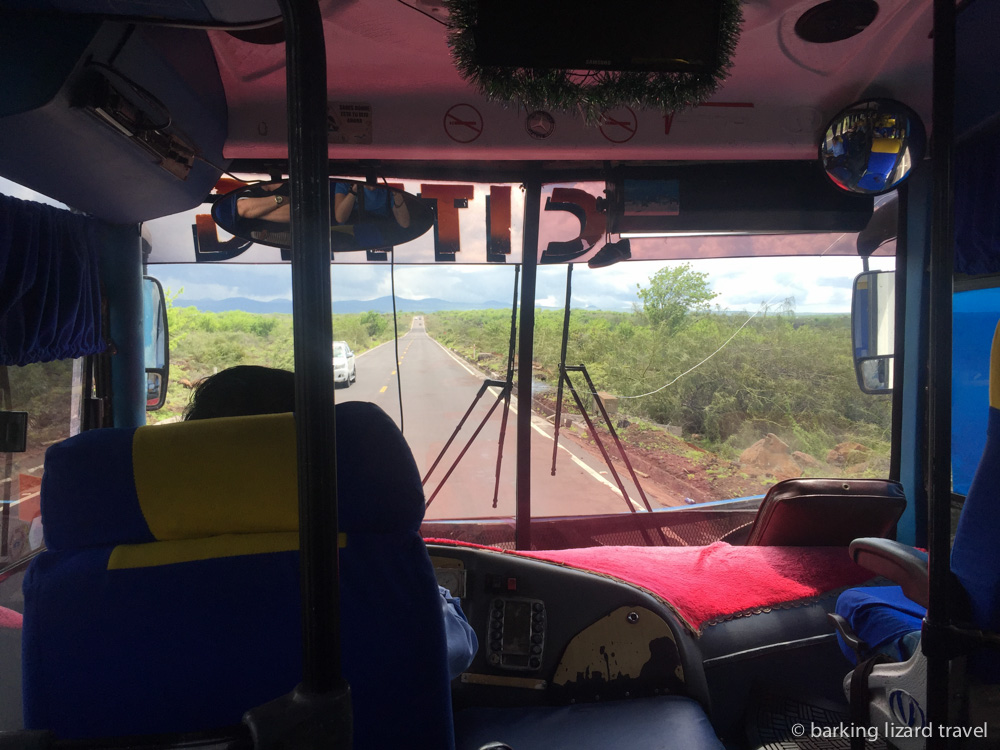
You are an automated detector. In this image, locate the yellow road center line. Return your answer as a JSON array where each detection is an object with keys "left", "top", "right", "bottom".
[{"left": 380, "top": 386, "right": 388, "bottom": 393}]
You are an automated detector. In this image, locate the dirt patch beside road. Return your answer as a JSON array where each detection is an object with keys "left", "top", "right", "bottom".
[{"left": 532, "top": 393, "right": 769, "bottom": 508}]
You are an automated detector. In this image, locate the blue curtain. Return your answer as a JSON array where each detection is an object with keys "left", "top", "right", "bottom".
[
  {"left": 0, "top": 194, "right": 105, "bottom": 366},
  {"left": 954, "top": 125, "right": 1000, "bottom": 276}
]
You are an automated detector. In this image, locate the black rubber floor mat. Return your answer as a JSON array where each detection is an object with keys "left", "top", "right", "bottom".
[{"left": 746, "top": 692, "right": 886, "bottom": 750}]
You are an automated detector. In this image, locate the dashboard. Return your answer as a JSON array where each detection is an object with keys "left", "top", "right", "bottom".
[{"left": 429, "top": 544, "right": 710, "bottom": 711}]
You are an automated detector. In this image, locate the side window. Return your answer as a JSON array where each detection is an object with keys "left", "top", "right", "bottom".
[
  {"left": 953, "top": 286, "right": 1000, "bottom": 495},
  {"left": 1, "top": 359, "right": 83, "bottom": 578}
]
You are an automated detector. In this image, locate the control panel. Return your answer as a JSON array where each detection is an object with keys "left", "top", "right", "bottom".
[{"left": 487, "top": 596, "right": 546, "bottom": 671}]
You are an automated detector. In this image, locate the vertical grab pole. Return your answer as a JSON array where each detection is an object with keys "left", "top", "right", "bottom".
[
  {"left": 280, "top": 0, "right": 347, "bottom": 708},
  {"left": 245, "top": 1, "right": 352, "bottom": 745},
  {"left": 888, "top": 183, "right": 908, "bottom": 483},
  {"left": 516, "top": 176, "right": 542, "bottom": 550},
  {"left": 924, "top": 0, "right": 956, "bottom": 743},
  {"left": 551, "top": 264, "right": 573, "bottom": 475}
]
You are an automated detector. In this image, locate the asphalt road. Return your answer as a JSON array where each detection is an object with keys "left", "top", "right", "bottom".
[{"left": 336, "top": 317, "right": 659, "bottom": 520}]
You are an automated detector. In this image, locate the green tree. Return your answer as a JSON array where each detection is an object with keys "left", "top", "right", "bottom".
[
  {"left": 636, "top": 264, "right": 718, "bottom": 334},
  {"left": 360, "top": 310, "right": 387, "bottom": 338}
]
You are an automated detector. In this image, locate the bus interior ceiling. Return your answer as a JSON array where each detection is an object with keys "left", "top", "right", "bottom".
[
  {"left": 0, "top": 0, "right": 935, "bottom": 209},
  {"left": 2, "top": 0, "right": 999, "bottom": 749}
]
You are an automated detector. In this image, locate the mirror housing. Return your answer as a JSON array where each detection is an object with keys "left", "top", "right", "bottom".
[
  {"left": 852, "top": 270, "right": 895, "bottom": 394},
  {"left": 143, "top": 276, "right": 169, "bottom": 411},
  {"left": 210, "top": 179, "right": 434, "bottom": 252},
  {"left": 820, "top": 99, "right": 926, "bottom": 196}
]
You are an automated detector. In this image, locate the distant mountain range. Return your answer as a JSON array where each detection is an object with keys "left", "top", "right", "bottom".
[
  {"left": 175, "top": 296, "right": 521, "bottom": 314},
  {"left": 173, "top": 296, "right": 842, "bottom": 316}
]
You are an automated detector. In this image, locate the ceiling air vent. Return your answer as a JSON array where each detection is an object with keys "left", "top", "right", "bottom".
[{"left": 795, "top": 0, "right": 879, "bottom": 43}]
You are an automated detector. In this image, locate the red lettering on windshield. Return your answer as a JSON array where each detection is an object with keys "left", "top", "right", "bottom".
[{"left": 421, "top": 184, "right": 475, "bottom": 261}]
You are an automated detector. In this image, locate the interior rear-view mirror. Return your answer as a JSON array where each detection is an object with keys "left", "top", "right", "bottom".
[{"left": 211, "top": 179, "right": 434, "bottom": 252}]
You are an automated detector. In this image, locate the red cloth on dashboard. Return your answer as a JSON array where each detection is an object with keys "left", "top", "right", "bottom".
[
  {"left": 520, "top": 542, "right": 873, "bottom": 633},
  {"left": 426, "top": 539, "right": 874, "bottom": 635},
  {"left": 0, "top": 605, "right": 22, "bottom": 629}
]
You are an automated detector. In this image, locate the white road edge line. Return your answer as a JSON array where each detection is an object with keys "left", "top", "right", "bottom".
[
  {"left": 429, "top": 336, "right": 484, "bottom": 379},
  {"left": 526, "top": 411, "right": 644, "bottom": 511},
  {"left": 429, "top": 335, "right": 644, "bottom": 511}
]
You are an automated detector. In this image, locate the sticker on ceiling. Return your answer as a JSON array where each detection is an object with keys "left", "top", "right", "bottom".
[
  {"left": 599, "top": 108, "right": 637, "bottom": 144},
  {"left": 526, "top": 111, "right": 556, "bottom": 140},
  {"left": 444, "top": 104, "right": 484, "bottom": 143},
  {"left": 328, "top": 102, "right": 373, "bottom": 145}
]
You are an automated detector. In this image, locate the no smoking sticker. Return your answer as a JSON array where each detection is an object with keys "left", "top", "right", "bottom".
[
  {"left": 599, "top": 107, "right": 638, "bottom": 143},
  {"left": 444, "top": 104, "right": 483, "bottom": 143}
]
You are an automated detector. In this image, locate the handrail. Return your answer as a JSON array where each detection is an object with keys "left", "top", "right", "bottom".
[{"left": 925, "top": 0, "right": 957, "bottom": 743}]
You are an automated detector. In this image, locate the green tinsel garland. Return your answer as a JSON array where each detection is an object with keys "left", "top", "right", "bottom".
[{"left": 445, "top": 0, "right": 743, "bottom": 124}]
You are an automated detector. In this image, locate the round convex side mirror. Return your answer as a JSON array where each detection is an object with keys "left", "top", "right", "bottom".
[{"left": 820, "top": 99, "right": 926, "bottom": 195}]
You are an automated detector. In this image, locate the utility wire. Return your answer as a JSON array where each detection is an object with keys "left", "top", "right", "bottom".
[
  {"left": 394, "top": 0, "right": 449, "bottom": 27},
  {"left": 605, "top": 234, "right": 851, "bottom": 401}
]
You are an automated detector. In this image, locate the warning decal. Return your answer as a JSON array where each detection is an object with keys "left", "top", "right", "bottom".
[{"left": 328, "top": 102, "right": 373, "bottom": 144}]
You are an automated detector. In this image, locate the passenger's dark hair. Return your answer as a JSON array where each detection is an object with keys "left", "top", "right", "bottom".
[{"left": 184, "top": 365, "right": 295, "bottom": 421}]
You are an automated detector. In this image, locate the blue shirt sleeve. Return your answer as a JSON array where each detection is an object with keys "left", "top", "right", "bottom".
[{"left": 439, "top": 585, "right": 478, "bottom": 679}]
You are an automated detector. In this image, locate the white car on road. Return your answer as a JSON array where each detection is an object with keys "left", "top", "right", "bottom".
[{"left": 333, "top": 341, "right": 357, "bottom": 386}]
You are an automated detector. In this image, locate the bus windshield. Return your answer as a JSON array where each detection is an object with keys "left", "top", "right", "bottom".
[{"left": 143, "top": 176, "right": 895, "bottom": 547}]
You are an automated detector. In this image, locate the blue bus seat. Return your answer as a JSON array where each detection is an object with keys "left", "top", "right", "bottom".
[
  {"left": 22, "top": 402, "right": 456, "bottom": 747},
  {"left": 834, "top": 321, "right": 1000, "bottom": 682},
  {"left": 455, "top": 696, "right": 724, "bottom": 750}
]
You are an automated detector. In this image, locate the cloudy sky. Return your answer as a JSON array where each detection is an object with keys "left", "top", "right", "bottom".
[
  {"left": 146, "top": 254, "right": 891, "bottom": 315},
  {"left": 3, "top": 176, "right": 893, "bottom": 314}
]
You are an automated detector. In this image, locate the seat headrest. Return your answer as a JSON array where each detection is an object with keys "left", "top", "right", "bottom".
[
  {"left": 992, "top": 321, "right": 1000, "bottom": 410},
  {"left": 952, "top": 320, "right": 1000, "bottom": 645},
  {"left": 41, "top": 401, "right": 423, "bottom": 551}
]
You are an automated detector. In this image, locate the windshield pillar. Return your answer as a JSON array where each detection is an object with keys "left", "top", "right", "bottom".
[
  {"left": 99, "top": 224, "right": 145, "bottom": 428},
  {"left": 515, "top": 177, "right": 541, "bottom": 550}
]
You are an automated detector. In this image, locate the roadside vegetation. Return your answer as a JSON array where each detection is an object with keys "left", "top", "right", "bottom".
[
  {"left": 150, "top": 267, "right": 892, "bottom": 494},
  {"left": 153, "top": 291, "right": 410, "bottom": 422},
  {"left": 425, "top": 265, "right": 892, "bottom": 484}
]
